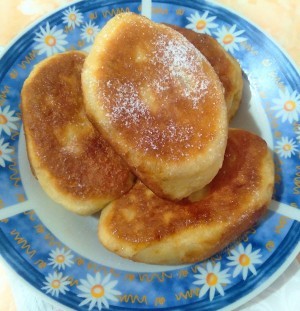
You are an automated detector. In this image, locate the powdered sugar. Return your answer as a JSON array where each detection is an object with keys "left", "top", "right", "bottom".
[
  {"left": 150, "top": 31, "right": 210, "bottom": 109},
  {"left": 137, "top": 120, "right": 195, "bottom": 158},
  {"left": 100, "top": 23, "right": 215, "bottom": 158},
  {"left": 152, "top": 33, "right": 199, "bottom": 76},
  {"left": 107, "top": 81, "right": 150, "bottom": 127},
  {"left": 183, "top": 78, "right": 210, "bottom": 109},
  {"left": 165, "top": 120, "right": 194, "bottom": 143}
]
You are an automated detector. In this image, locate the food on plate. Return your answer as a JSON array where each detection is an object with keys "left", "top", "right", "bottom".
[
  {"left": 167, "top": 24, "right": 243, "bottom": 120},
  {"left": 21, "top": 51, "right": 135, "bottom": 215},
  {"left": 20, "top": 11, "right": 274, "bottom": 267},
  {"left": 82, "top": 12, "right": 228, "bottom": 200},
  {"left": 98, "top": 129, "right": 274, "bottom": 265}
]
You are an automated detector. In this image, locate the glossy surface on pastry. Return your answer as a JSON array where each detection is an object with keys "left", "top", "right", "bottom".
[
  {"left": 99, "top": 129, "right": 274, "bottom": 264},
  {"left": 21, "top": 51, "right": 135, "bottom": 215},
  {"left": 82, "top": 13, "right": 228, "bottom": 200}
]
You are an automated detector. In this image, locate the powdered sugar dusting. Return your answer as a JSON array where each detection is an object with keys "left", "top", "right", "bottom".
[
  {"left": 150, "top": 31, "right": 210, "bottom": 109},
  {"left": 166, "top": 120, "right": 194, "bottom": 143},
  {"left": 155, "top": 33, "right": 199, "bottom": 76},
  {"left": 138, "top": 120, "right": 196, "bottom": 159},
  {"left": 106, "top": 81, "right": 150, "bottom": 127},
  {"left": 99, "top": 19, "right": 218, "bottom": 159},
  {"left": 183, "top": 78, "right": 210, "bottom": 109}
]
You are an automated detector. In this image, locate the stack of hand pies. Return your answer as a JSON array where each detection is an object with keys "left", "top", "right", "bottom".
[{"left": 21, "top": 13, "right": 274, "bottom": 265}]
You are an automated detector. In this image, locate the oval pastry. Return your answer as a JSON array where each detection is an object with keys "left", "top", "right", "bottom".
[
  {"left": 82, "top": 13, "right": 228, "bottom": 200},
  {"left": 98, "top": 129, "right": 274, "bottom": 265},
  {"left": 21, "top": 51, "right": 135, "bottom": 215}
]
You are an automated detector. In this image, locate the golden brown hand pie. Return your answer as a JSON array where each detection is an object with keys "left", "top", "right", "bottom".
[
  {"left": 99, "top": 129, "right": 274, "bottom": 265},
  {"left": 82, "top": 13, "right": 228, "bottom": 200},
  {"left": 21, "top": 51, "right": 135, "bottom": 215}
]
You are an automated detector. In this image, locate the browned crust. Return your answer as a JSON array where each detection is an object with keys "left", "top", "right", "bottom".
[
  {"left": 167, "top": 24, "right": 243, "bottom": 120},
  {"left": 82, "top": 13, "right": 228, "bottom": 200},
  {"left": 21, "top": 51, "right": 135, "bottom": 214},
  {"left": 99, "top": 129, "right": 274, "bottom": 264}
]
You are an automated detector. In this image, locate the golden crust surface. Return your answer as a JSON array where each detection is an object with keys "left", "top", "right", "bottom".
[
  {"left": 99, "top": 129, "right": 274, "bottom": 264},
  {"left": 21, "top": 51, "right": 135, "bottom": 215},
  {"left": 82, "top": 13, "right": 228, "bottom": 200},
  {"left": 167, "top": 24, "right": 243, "bottom": 120}
]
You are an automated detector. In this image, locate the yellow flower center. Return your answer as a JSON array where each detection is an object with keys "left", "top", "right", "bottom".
[
  {"left": 284, "top": 100, "right": 296, "bottom": 111},
  {"left": 69, "top": 13, "right": 76, "bottom": 21},
  {"left": 239, "top": 254, "right": 251, "bottom": 266},
  {"left": 223, "top": 34, "right": 234, "bottom": 44},
  {"left": 206, "top": 273, "right": 218, "bottom": 286},
  {"left": 45, "top": 35, "right": 56, "bottom": 47},
  {"left": 0, "top": 150, "right": 2, "bottom": 156},
  {"left": 51, "top": 280, "right": 60, "bottom": 289},
  {"left": 196, "top": 20, "right": 207, "bottom": 30},
  {"left": 0, "top": 114, "right": 8, "bottom": 125},
  {"left": 283, "top": 144, "right": 292, "bottom": 151},
  {"left": 87, "top": 28, "right": 94, "bottom": 35},
  {"left": 91, "top": 285, "right": 105, "bottom": 298},
  {"left": 56, "top": 255, "right": 65, "bottom": 263}
]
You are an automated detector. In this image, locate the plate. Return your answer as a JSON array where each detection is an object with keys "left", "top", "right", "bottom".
[{"left": 0, "top": 0, "right": 299, "bottom": 310}]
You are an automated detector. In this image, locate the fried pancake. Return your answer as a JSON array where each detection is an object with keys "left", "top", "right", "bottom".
[
  {"left": 167, "top": 24, "right": 243, "bottom": 120},
  {"left": 82, "top": 13, "right": 228, "bottom": 200},
  {"left": 21, "top": 51, "right": 135, "bottom": 215},
  {"left": 99, "top": 129, "right": 274, "bottom": 265}
]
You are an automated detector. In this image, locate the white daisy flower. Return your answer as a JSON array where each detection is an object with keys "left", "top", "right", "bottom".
[
  {"left": 275, "top": 136, "right": 299, "bottom": 158},
  {"left": 42, "top": 271, "right": 70, "bottom": 297},
  {"left": 271, "top": 89, "right": 300, "bottom": 123},
  {"left": 62, "top": 6, "right": 83, "bottom": 29},
  {"left": 0, "top": 138, "right": 13, "bottom": 168},
  {"left": 215, "top": 24, "right": 247, "bottom": 53},
  {"left": 193, "top": 261, "right": 231, "bottom": 301},
  {"left": 48, "top": 247, "right": 74, "bottom": 270},
  {"left": 34, "top": 22, "right": 68, "bottom": 57},
  {"left": 185, "top": 11, "right": 218, "bottom": 35},
  {"left": 0, "top": 106, "right": 19, "bottom": 136},
  {"left": 77, "top": 272, "right": 121, "bottom": 310},
  {"left": 81, "top": 20, "right": 100, "bottom": 43},
  {"left": 227, "top": 243, "right": 262, "bottom": 280}
]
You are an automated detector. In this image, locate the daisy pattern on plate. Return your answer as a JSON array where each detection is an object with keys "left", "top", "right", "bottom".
[
  {"left": 275, "top": 136, "right": 299, "bottom": 159},
  {"left": 34, "top": 22, "right": 68, "bottom": 57},
  {"left": 227, "top": 243, "right": 262, "bottom": 280},
  {"left": 41, "top": 271, "right": 70, "bottom": 297},
  {"left": 193, "top": 261, "right": 231, "bottom": 301},
  {"left": 0, "top": 138, "right": 13, "bottom": 168},
  {"left": 81, "top": 20, "right": 100, "bottom": 43},
  {"left": 0, "top": 106, "right": 19, "bottom": 136},
  {"left": 215, "top": 24, "right": 247, "bottom": 53},
  {"left": 48, "top": 247, "right": 74, "bottom": 270},
  {"left": 185, "top": 11, "right": 218, "bottom": 35},
  {"left": 271, "top": 89, "right": 300, "bottom": 123},
  {"left": 62, "top": 6, "right": 84, "bottom": 29},
  {"left": 77, "top": 272, "right": 121, "bottom": 310}
]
